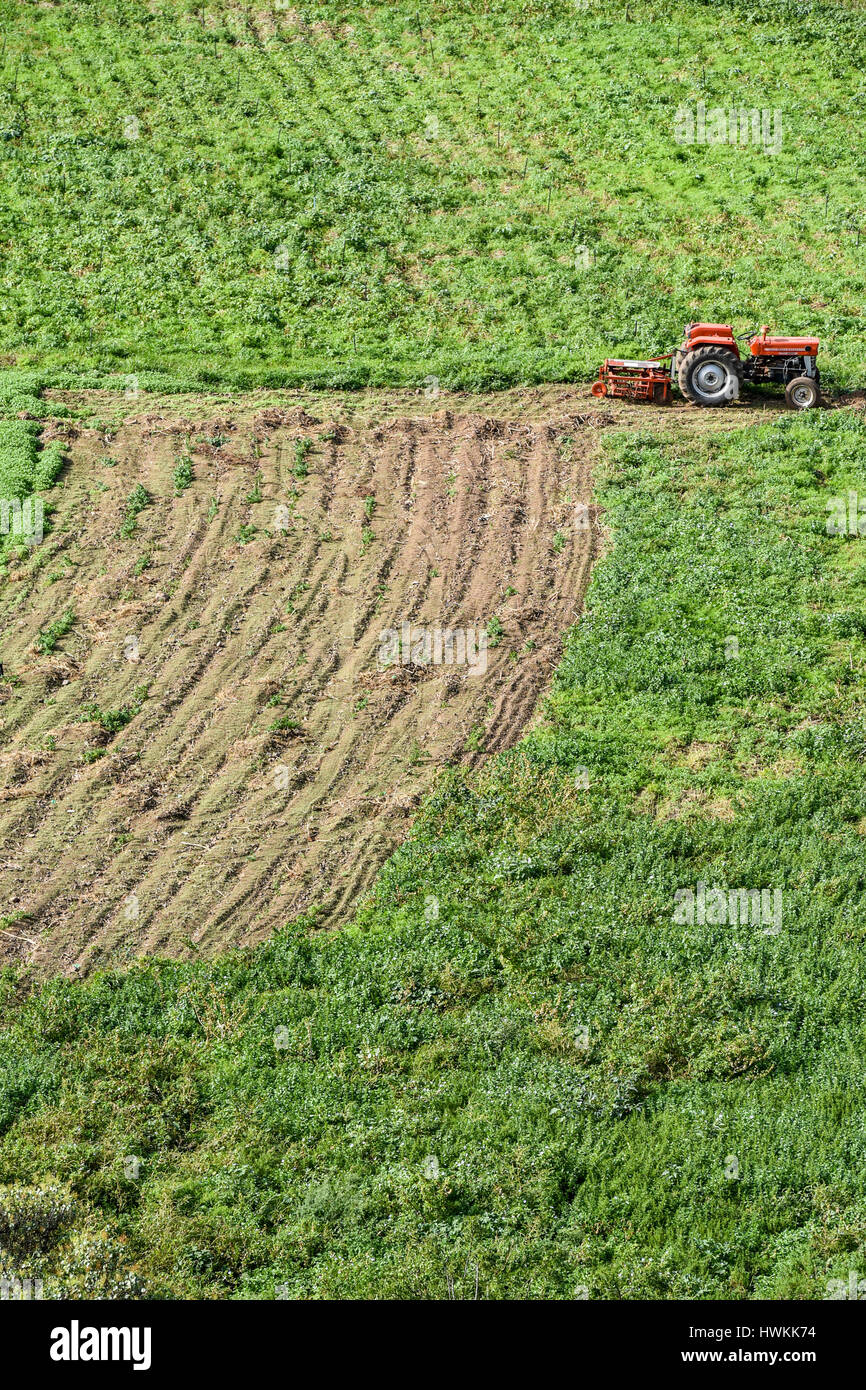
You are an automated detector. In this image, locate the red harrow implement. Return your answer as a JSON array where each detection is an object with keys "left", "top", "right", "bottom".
[
  {"left": 591, "top": 359, "right": 671, "bottom": 404},
  {"left": 593, "top": 322, "right": 821, "bottom": 409}
]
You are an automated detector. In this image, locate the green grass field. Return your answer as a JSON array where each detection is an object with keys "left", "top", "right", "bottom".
[
  {"left": 0, "top": 0, "right": 864, "bottom": 389},
  {"left": 2, "top": 0, "right": 866, "bottom": 1304},
  {"left": 3, "top": 408, "right": 866, "bottom": 1299}
]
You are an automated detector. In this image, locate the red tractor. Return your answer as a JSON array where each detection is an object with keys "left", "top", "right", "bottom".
[
  {"left": 675, "top": 323, "right": 820, "bottom": 409},
  {"left": 593, "top": 322, "right": 821, "bottom": 409}
]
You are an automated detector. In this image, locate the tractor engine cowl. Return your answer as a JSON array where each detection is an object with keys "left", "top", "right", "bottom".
[{"left": 749, "top": 326, "right": 820, "bottom": 358}]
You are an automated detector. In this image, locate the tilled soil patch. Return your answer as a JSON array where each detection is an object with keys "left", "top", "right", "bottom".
[{"left": 0, "top": 402, "right": 601, "bottom": 974}]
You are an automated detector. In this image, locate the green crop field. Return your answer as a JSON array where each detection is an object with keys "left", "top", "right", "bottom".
[
  {"left": 2, "top": 0, "right": 866, "bottom": 1310},
  {"left": 0, "top": 0, "right": 864, "bottom": 389}
]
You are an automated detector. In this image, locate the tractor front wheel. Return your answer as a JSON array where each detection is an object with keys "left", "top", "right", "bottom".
[
  {"left": 785, "top": 376, "right": 820, "bottom": 410},
  {"left": 678, "top": 346, "right": 743, "bottom": 407}
]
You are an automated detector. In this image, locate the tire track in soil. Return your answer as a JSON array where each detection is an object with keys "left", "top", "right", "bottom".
[{"left": 0, "top": 404, "right": 603, "bottom": 976}]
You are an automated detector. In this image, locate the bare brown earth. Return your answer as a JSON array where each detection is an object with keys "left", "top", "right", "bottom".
[{"left": 0, "top": 392, "right": 616, "bottom": 976}]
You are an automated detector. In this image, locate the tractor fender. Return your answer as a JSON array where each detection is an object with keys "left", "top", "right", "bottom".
[{"left": 684, "top": 334, "right": 741, "bottom": 357}]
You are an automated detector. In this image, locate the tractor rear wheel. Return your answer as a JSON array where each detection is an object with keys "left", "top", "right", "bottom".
[
  {"left": 678, "top": 346, "right": 743, "bottom": 407},
  {"left": 785, "top": 376, "right": 819, "bottom": 410}
]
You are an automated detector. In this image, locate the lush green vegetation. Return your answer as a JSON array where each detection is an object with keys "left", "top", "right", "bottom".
[
  {"left": 2, "top": 408, "right": 865, "bottom": 1299},
  {"left": 0, "top": 419, "right": 63, "bottom": 502},
  {"left": 0, "top": 417, "right": 64, "bottom": 566},
  {"left": 0, "top": 0, "right": 863, "bottom": 390}
]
